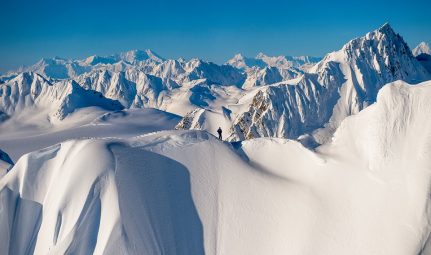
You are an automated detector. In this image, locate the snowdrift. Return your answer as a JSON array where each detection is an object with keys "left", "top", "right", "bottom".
[
  {"left": 0, "top": 108, "right": 181, "bottom": 161},
  {"left": 1, "top": 80, "right": 431, "bottom": 254}
]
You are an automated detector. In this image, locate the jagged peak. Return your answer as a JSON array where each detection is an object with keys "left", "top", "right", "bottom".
[
  {"left": 375, "top": 22, "right": 398, "bottom": 37},
  {"left": 231, "top": 53, "right": 245, "bottom": 59},
  {"left": 378, "top": 22, "right": 392, "bottom": 31},
  {"left": 417, "top": 41, "right": 430, "bottom": 48},
  {"left": 338, "top": 23, "right": 404, "bottom": 54}
]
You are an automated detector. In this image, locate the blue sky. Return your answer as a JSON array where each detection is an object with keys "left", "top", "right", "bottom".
[{"left": 1, "top": 0, "right": 430, "bottom": 72}]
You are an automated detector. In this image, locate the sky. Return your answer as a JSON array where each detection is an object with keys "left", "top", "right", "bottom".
[{"left": 1, "top": 0, "right": 430, "bottom": 72}]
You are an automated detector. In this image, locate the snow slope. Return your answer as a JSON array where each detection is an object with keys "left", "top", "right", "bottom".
[
  {"left": 1, "top": 80, "right": 431, "bottom": 254},
  {"left": 0, "top": 108, "right": 181, "bottom": 161}
]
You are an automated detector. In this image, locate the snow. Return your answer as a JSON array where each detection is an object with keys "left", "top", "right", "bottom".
[
  {"left": 0, "top": 108, "right": 181, "bottom": 162},
  {"left": 1, "top": 80, "right": 431, "bottom": 254},
  {"left": 413, "top": 42, "right": 431, "bottom": 56},
  {"left": 1, "top": 23, "right": 431, "bottom": 254}
]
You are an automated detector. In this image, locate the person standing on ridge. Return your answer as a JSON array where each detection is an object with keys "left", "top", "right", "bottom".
[{"left": 217, "top": 127, "right": 222, "bottom": 140}]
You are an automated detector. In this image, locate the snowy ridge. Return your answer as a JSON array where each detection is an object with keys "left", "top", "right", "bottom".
[{"left": 1, "top": 80, "right": 431, "bottom": 254}]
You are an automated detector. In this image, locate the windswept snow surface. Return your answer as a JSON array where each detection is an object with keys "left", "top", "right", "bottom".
[
  {"left": 1, "top": 80, "right": 431, "bottom": 254},
  {"left": 0, "top": 108, "right": 181, "bottom": 161}
]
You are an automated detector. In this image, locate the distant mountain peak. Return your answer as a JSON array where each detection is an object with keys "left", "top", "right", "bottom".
[
  {"left": 413, "top": 42, "right": 431, "bottom": 56},
  {"left": 119, "top": 49, "right": 165, "bottom": 63}
]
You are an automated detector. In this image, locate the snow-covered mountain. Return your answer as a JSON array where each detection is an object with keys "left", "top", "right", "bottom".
[
  {"left": 413, "top": 42, "right": 431, "bottom": 56},
  {"left": 1, "top": 79, "right": 431, "bottom": 254},
  {"left": 0, "top": 72, "right": 123, "bottom": 123},
  {"left": 189, "top": 23, "right": 431, "bottom": 143},
  {"left": 75, "top": 69, "right": 180, "bottom": 109},
  {"left": 118, "top": 49, "right": 165, "bottom": 64}
]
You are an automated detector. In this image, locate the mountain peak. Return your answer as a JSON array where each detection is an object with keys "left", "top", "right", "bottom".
[
  {"left": 413, "top": 42, "right": 431, "bottom": 56},
  {"left": 233, "top": 53, "right": 244, "bottom": 59},
  {"left": 119, "top": 49, "right": 164, "bottom": 63},
  {"left": 377, "top": 22, "right": 396, "bottom": 36},
  {"left": 379, "top": 22, "right": 391, "bottom": 30}
]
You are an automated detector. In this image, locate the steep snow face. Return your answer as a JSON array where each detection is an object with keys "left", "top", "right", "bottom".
[
  {"left": 1, "top": 81, "right": 431, "bottom": 254},
  {"left": 413, "top": 42, "right": 431, "bottom": 56},
  {"left": 0, "top": 72, "right": 123, "bottom": 122},
  {"left": 228, "top": 23, "right": 431, "bottom": 143}
]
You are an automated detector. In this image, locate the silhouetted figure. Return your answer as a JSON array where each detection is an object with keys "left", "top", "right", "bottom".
[{"left": 217, "top": 127, "right": 222, "bottom": 140}]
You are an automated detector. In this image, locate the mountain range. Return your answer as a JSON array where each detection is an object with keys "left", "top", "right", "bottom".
[{"left": 1, "top": 24, "right": 430, "bottom": 146}]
